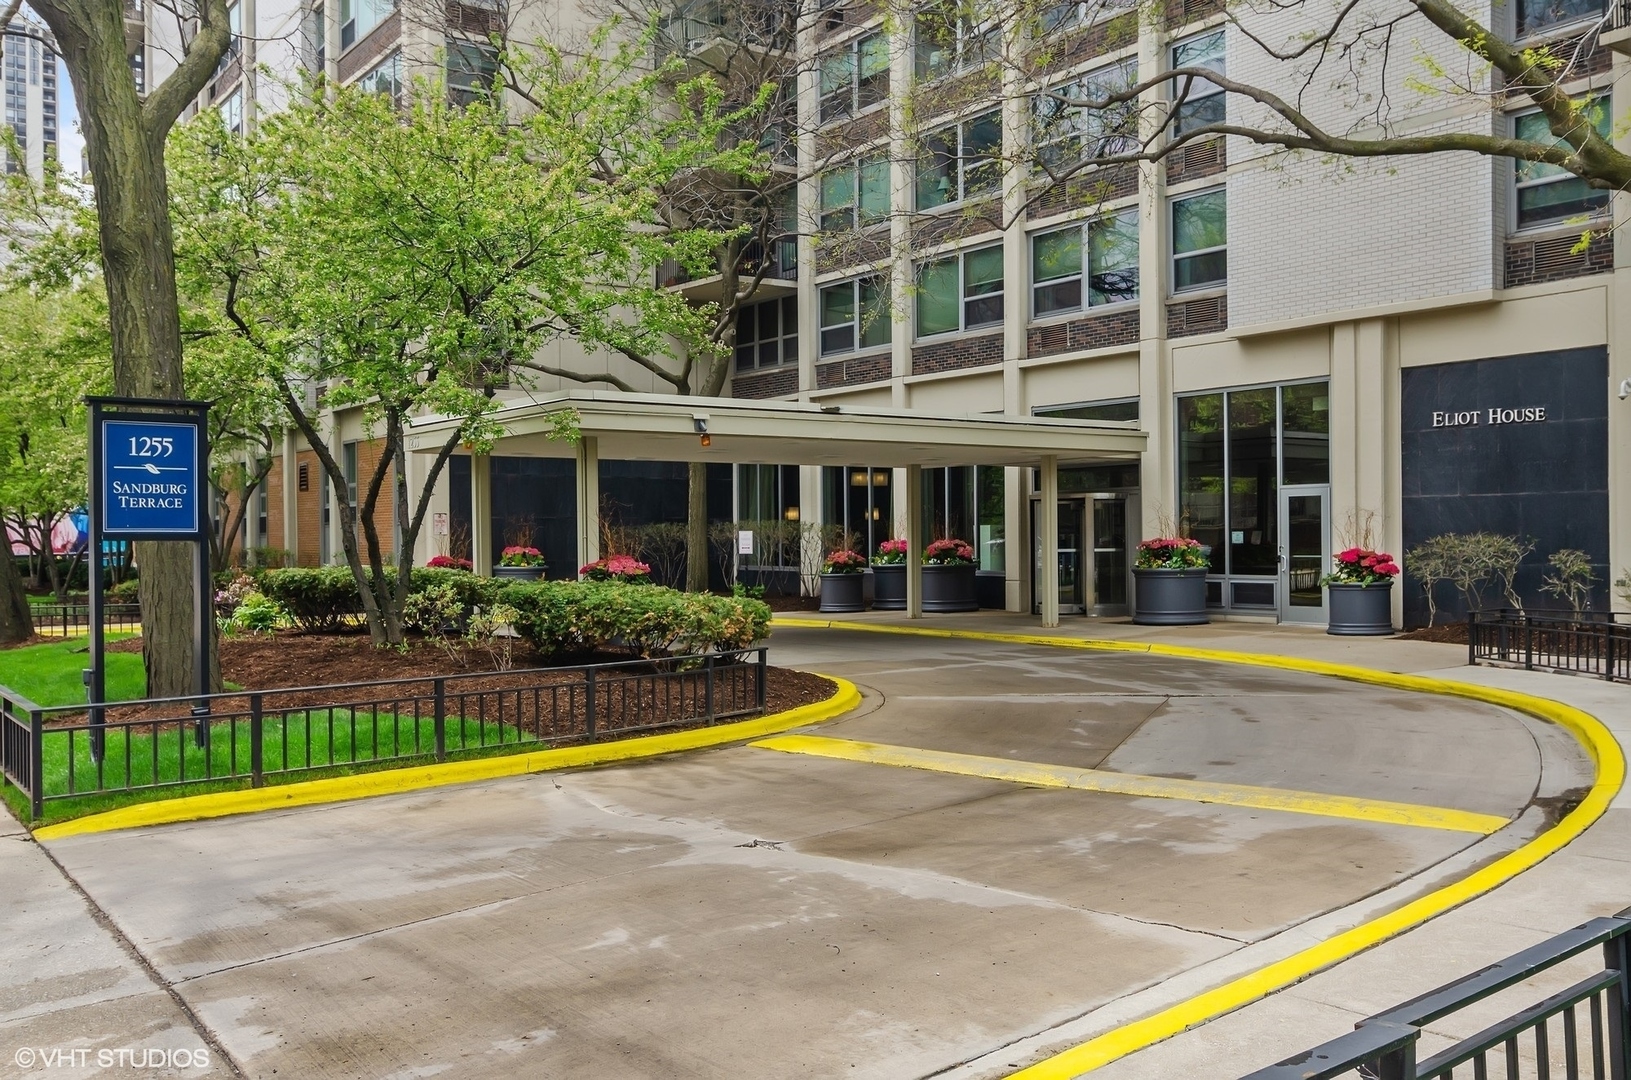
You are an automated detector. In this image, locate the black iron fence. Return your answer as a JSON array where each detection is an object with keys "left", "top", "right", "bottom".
[
  {"left": 1244, "top": 910, "right": 1631, "bottom": 1079},
  {"left": 0, "top": 649, "right": 768, "bottom": 819},
  {"left": 29, "top": 603, "right": 144, "bottom": 636},
  {"left": 1469, "top": 609, "right": 1631, "bottom": 682}
]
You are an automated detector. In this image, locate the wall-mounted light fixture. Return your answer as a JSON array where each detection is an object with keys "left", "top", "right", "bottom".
[
  {"left": 1619, "top": 378, "right": 1631, "bottom": 401},
  {"left": 783, "top": 507, "right": 800, "bottom": 522},
  {"left": 693, "top": 414, "right": 711, "bottom": 447}
]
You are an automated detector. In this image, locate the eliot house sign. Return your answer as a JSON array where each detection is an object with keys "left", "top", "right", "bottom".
[{"left": 1432, "top": 406, "right": 1549, "bottom": 428}]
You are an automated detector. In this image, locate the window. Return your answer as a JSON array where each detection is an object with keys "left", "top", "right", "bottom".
[
  {"left": 1031, "top": 208, "right": 1139, "bottom": 317},
  {"left": 1170, "top": 30, "right": 1224, "bottom": 136},
  {"left": 341, "top": 0, "right": 392, "bottom": 50},
  {"left": 822, "top": 466, "right": 893, "bottom": 556},
  {"left": 308, "top": 4, "right": 327, "bottom": 71},
  {"left": 1033, "top": 60, "right": 1138, "bottom": 170},
  {"left": 1177, "top": 383, "right": 1328, "bottom": 582},
  {"left": 1171, "top": 189, "right": 1225, "bottom": 292},
  {"left": 343, "top": 442, "right": 359, "bottom": 510},
  {"left": 1513, "top": 99, "right": 1611, "bottom": 229},
  {"left": 1517, "top": 0, "right": 1604, "bottom": 37},
  {"left": 915, "top": 3, "right": 998, "bottom": 81},
  {"left": 916, "top": 110, "right": 1001, "bottom": 209},
  {"left": 737, "top": 464, "right": 802, "bottom": 566},
  {"left": 819, "top": 275, "right": 891, "bottom": 356},
  {"left": 820, "top": 31, "right": 888, "bottom": 122},
  {"left": 919, "top": 466, "right": 1005, "bottom": 570},
  {"left": 917, "top": 245, "right": 1003, "bottom": 337},
  {"left": 1034, "top": 399, "right": 1139, "bottom": 422},
  {"left": 220, "top": 87, "right": 243, "bottom": 135},
  {"left": 735, "top": 296, "right": 799, "bottom": 372},
  {"left": 820, "top": 153, "right": 890, "bottom": 232},
  {"left": 356, "top": 51, "right": 401, "bottom": 98},
  {"left": 447, "top": 39, "right": 498, "bottom": 106}
]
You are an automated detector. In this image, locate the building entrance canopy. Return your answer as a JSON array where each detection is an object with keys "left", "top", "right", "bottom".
[{"left": 406, "top": 391, "right": 1147, "bottom": 626}]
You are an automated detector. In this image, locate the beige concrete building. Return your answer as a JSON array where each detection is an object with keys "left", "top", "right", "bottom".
[{"left": 152, "top": 0, "right": 1629, "bottom": 628}]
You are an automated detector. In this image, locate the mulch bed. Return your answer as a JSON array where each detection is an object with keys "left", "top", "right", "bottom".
[
  {"left": 81, "top": 633, "right": 834, "bottom": 737},
  {"left": 1398, "top": 623, "right": 1470, "bottom": 645}
]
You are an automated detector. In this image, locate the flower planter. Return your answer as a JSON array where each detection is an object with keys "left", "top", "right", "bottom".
[
  {"left": 493, "top": 565, "right": 545, "bottom": 582},
  {"left": 922, "top": 563, "right": 978, "bottom": 613},
  {"left": 1132, "top": 568, "right": 1209, "bottom": 626},
  {"left": 872, "top": 564, "right": 906, "bottom": 610},
  {"left": 819, "top": 572, "right": 867, "bottom": 613},
  {"left": 1326, "top": 582, "right": 1394, "bottom": 636}
]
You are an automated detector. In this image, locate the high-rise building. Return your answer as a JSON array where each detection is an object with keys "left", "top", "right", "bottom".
[{"left": 2, "top": 12, "right": 58, "bottom": 181}]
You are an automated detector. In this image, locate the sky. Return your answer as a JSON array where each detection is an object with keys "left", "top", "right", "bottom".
[{"left": 57, "top": 56, "right": 84, "bottom": 176}]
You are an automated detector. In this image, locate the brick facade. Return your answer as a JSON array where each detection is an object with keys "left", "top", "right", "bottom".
[
  {"left": 295, "top": 450, "right": 322, "bottom": 566},
  {"left": 1166, "top": 293, "right": 1228, "bottom": 338},
  {"left": 815, "top": 232, "right": 890, "bottom": 275},
  {"left": 1032, "top": 11, "right": 1138, "bottom": 78},
  {"left": 814, "top": 0, "right": 882, "bottom": 43},
  {"left": 336, "top": 10, "right": 399, "bottom": 83},
  {"left": 1164, "top": 137, "right": 1226, "bottom": 185},
  {"left": 1027, "top": 164, "right": 1138, "bottom": 222},
  {"left": 352, "top": 437, "right": 395, "bottom": 558},
  {"left": 1164, "top": 0, "right": 1224, "bottom": 29},
  {"left": 816, "top": 351, "right": 892, "bottom": 389},
  {"left": 911, "top": 332, "right": 1003, "bottom": 376},
  {"left": 264, "top": 462, "right": 285, "bottom": 554},
  {"left": 1503, "top": 229, "right": 1613, "bottom": 289},
  {"left": 1027, "top": 309, "right": 1140, "bottom": 357},
  {"left": 912, "top": 200, "right": 1003, "bottom": 250},
  {"left": 733, "top": 366, "right": 799, "bottom": 400}
]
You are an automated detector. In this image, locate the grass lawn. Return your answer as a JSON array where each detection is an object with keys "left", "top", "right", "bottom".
[
  {"left": 0, "top": 635, "right": 145, "bottom": 705},
  {"left": 0, "top": 638, "right": 540, "bottom": 824}
]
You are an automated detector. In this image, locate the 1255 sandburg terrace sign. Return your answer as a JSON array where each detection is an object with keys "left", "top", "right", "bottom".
[{"left": 99, "top": 417, "right": 203, "bottom": 537}]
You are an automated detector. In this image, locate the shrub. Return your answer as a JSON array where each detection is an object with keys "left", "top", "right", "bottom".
[
  {"left": 580, "top": 554, "right": 653, "bottom": 584},
  {"left": 226, "top": 593, "right": 289, "bottom": 635},
  {"left": 109, "top": 579, "right": 141, "bottom": 603},
  {"left": 498, "top": 580, "right": 770, "bottom": 659},
  {"left": 255, "top": 567, "right": 363, "bottom": 632},
  {"left": 873, "top": 539, "right": 908, "bottom": 566},
  {"left": 425, "top": 555, "right": 472, "bottom": 571},
  {"left": 822, "top": 550, "right": 866, "bottom": 574},
  {"left": 923, "top": 538, "right": 975, "bottom": 566},
  {"left": 1541, "top": 549, "right": 1595, "bottom": 617}
]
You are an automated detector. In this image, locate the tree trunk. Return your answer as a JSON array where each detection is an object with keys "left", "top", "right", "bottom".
[
  {"left": 33, "top": 0, "right": 228, "bottom": 697},
  {"left": 685, "top": 460, "right": 708, "bottom": 592},
  {"left": 0, "top": 542, "right": 33, "bottom": 644}
]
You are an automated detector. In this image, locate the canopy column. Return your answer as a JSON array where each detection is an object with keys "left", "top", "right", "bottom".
[
  {"left": 576, "top": 436, "right": 600, "bottom": 570},
  {"left": 1040, "top": 455, "right": 1059, "bottom": 628},
  {"left": 471, "top": 453, "right": 492, "bottom": 577},
  {"left": 906, "top": 464, "right": 922, "bottom": 619}
]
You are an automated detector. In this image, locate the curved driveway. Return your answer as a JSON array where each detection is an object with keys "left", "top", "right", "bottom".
[{"left": 36, "top": 627, "right": 1593, "bottom": 1079}]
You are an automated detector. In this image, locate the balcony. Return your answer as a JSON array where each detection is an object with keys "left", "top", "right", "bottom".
[
  {"left": 657, "top": 239, "right": 798, "bottom": 304},
  {"left": 1604, "top": 0, "right": 1631, "bottom": 51},
  {"left": 654, "top": 2, "right": 793, "bottom": 68}
]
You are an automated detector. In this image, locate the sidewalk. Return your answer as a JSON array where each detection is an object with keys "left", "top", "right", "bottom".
[{"left": 778, "top": 611, "right": 1631, "bottom": 1077}]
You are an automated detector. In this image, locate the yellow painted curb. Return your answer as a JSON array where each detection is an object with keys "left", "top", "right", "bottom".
[
  {"left": 776, "top": 618, "right": 1625, "bottom": 1078},
  {"left": 33, "top": 676, "right": 861, "bottom": 841},
  {"left": 751, "top": 734, "right": 1510, "bottom": 835}
]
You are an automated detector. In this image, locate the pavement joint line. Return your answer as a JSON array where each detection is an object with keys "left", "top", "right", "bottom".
[
  {"left": 772, "top": 617, "right": 1625, "bottom": 1079},
  {"left": 749, "top": 734, "right": 1511, "bottom": 835},
  {"left": 30, "top": 676, "right": 862, "bottom": 841}
]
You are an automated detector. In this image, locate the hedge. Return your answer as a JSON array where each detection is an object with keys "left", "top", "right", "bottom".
[
  {"left": 254, "top": 566, "right": 502, "bottom": 632},
  {"left": 251, "top": 567, "right": 771, "bottom": 656},
  {"left": 497, "top": 580, "right": 771, "bottom": 659}
]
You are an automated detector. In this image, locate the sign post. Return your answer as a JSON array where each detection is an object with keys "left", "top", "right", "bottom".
[{"left": 86, "top": 398, "right": 213, "bottom": 761}]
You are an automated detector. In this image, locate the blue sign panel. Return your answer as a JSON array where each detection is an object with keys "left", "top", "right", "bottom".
[{"left": 100, "top": 418, "right": 202, "bottom": 537}]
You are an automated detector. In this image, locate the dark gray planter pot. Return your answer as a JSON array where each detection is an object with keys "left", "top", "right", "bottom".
[
  {"left": 1327, "top": 582, "right": 1394, "bottom": 636},
  {"left": 1132, "top": 568, "right": 1209, "bottom": 626},
  {"left": 819, "top": 572, "right": 867, "bottom": 613},
  {"left": 922, "top": 563, "right": 978, "bottom": 613},
  {"left": 872, "top": 564, "right": 906, "bottom": 610},
  {"left": 493, "top": 565, "right": 545, "bottom": 582}
]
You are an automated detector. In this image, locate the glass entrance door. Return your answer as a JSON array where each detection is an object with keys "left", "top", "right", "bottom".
[
  {"left": 1031, "top": 498, "right": 1086, "bottom": 615},
  {"left": 1279, "top": 485, "right": 1329, "bottom": 624},
  {"left": 1090, "top": 495, "right": 1129, "bottom": 616}
]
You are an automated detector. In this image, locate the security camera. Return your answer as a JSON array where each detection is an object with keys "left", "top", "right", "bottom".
[{"left": 1620, "top": 378, "right": 1631, "bottom": 401}]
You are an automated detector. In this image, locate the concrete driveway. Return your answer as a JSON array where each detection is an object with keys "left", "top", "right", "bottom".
[{"left": 20, "top": 627, "right": 1592, "bottom": 1079}]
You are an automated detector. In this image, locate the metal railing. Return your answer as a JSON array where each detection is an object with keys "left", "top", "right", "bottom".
[
  {"left": 29, "top": 603, "right": 144, "bottom": 636},
  {"left": 1469, "top": 609, "right": 1631, "bottom": 682},
  {"left": 0, "top": 649, "right": 768, "bottom": 820},
  {"left": 1243, "top": 911, "right": 1631, "bottom": 1079}
]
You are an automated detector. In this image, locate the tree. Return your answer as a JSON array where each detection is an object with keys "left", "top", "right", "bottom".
[
  {"left": 168, "top": 38, "right": 757, "bottom": 644},
  {"left": 912, "top": 0, "right": 1627, "bottom": 221},
  {"left": 27, "top": 0, "right": 234, "bottom": 695}
]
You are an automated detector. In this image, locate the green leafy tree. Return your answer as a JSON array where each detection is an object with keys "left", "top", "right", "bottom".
[
  {"left": 26, "top": 0, "right": 235, "bottom": 695},
  {"left": 166, "top": 38, "right": 759, "bottom": 645}
]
